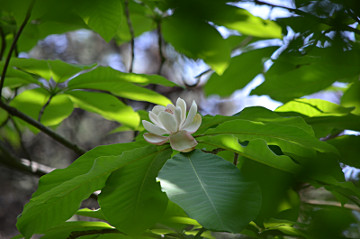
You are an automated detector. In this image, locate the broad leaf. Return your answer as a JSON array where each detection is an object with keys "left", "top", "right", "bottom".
[
  {"left": 66, "top": 90, "right": 140, "bottom": 129},
  {"left": 9, "top": 58, "right": 93, "bottom": 83},
  {"left": 67, "top": 66, "right": 174, "bottom": 106},
  {"left": 162, "top": 13, "right": 231, "bottom": 75},
  {"left": 158, "top": 150, "right": 261, "bottom": 233},
  {"left": 328, "top": 135, "right": 360, "bottom": 168},
  {"left": 200, "top": 119, "right": 337, "bottom": 157},
  {"left": 75, "top": 0, "right": 123, "bottom": 41},
  {"left": 76, "top": 208, "right": 107, "bottom": 221},
  {"left": 205, "top": 47, "right": 277, "bottom": 97},
  {"left": 10, "top": 88, "right": 74, "bottom": 127},
  {"left": 98, "top": 148, "right": 172, "bottom": 235},
  {"left": 32, "top": 142, "right": 145, "bottom": 197},
  {"left": 198, "top": 136, "right": 301, "bottom": 174},
  {"left": 341, "top": 81, "right": 360, "bottom": 115}
]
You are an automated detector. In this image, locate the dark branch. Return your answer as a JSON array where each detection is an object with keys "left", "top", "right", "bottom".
[
  {"left": 124, "top": 0, "right": 135, "bottom": 73},
  {"left": 0, "top": 0, "right": 36, "bottom": 97},
  {"left": 38, "top": 94, "right": 54, "bottom": 122},
  {"left": 67, "top": 228, "right": 123, "bottom": 239},
  {"left": 194, "top": 227, "right": 207, "bottom": 239},
  {"left": 0, "top": 101, "right": 86, "bottom": 156},
  {"left": 233, "top": 153, "right": 239, "bottom": 166},
  {"left": 0, "top": 27, "right": 6, "bottom": 60},
  {"left": 10, "top": 117, "right": 33, "bottom": 161},
  {"left": 0, "top": 140, "right": 52, "bottom": 177},
  {"left": 201, "top": 148, "right": 225, "bottom": 154},
  {"left": 157, "top": 21, "right": 165, "bottom": 75}
]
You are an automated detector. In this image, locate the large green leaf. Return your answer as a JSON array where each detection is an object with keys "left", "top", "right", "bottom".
[
  {"left": 341, "top": 81, "right": 360, "bottom": 115},
  {"left": 199, "top": 119, "right": 337, "bottom": 157},
  {"left": 252, "top": 48, "right": 360, "bottom": 102},
  {"left": 66, "top": 90, "right": 140, "bottom": 129},
  {"left": 205, "top": 47, "right": 277, "bottom": 97},
  {"left": 17, "top": 155, "right": 122, "bottom": 237},
  {"left": 162, "top": 13, "right": 231, "bottom": 75},
  {"left": 158, "top": 150, "right": 261, "bottom": 233},
  {"left": 210, "top": 5, "right": 282, "bottom": 39},
  {"left": 0, "top": 61, "right": 39, "bottom": 88},
  {"left": 198, "top": 136, "right": 300, "bottom": 174},
  {"left": 9, "top": 88, "right": 74, "bottom": 127},
  {"left": 9, "top": 58, "right": 94, "bottom": 83},
  {"left": 328, "top": 135, "right": 360, "bottom": 168},
  {"left": 67, "top": 66, "right": 174, "bottom": 106},
  {"left": 99, "top": 148, "right": 172, "bottom": 235},
  {"left": 74, "top": 0, "right": 123, "bottom": 41},
  {"left": 32, "top": 142, "right": 145, "bottom": 197}
]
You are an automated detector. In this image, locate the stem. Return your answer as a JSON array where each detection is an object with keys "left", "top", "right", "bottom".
[
  {"left": 10, "top": 117, "right": 32, "bottom": 161},
  {"left": 0, "top": 101, "right": 86, "bottom": 156},
  {"left": 67, "top": 228, "right": 123, "bottom": 239},
  {"left": 0, "top": 0, "right": 36, "bottom": 97},
  {"left": 124, "top": 0, "right": 135, "bottom": 73},
  {"left": 38, "top": 94, "right": 54, "bottom": 122},
  {"left": 157, "top": 20, "right": 165, "bottom": 75},
  {"left": 194, "top": 227, "right": 207, "bottom": 239},
  {"left": 233, "top": 153, "right": 239, "bottom": 166},
  {"left": 303, "top": 199, "right": 360, "bottom": 212},
  {"left": 0, "top": 27, "right": 6, "bottom": 60}
]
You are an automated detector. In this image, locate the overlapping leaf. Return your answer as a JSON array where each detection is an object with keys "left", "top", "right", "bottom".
[{"left": 158, "top": 150, "right": 261, "bottom": 233}]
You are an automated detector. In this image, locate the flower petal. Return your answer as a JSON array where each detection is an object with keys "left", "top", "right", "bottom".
[
  {"left": 144, "top": 133, "right": 169, "bottom": 145},
  {"left": 149, "top": 111, "right": 161, "bottom": 125},
  {"left": 181, "top": 100, "right": 197, "bottom": 129},
  {"left": 169, "top": 130, "right": 198, "bottom": 152},
  {"left": 176, "top": 97, "right": 186, "bottom": 125},
  {"left": 174, "top": 106, "right": 182, "bottom": 131},
  {"left": 142, "top": 120, "right": 169, "bottom": 136},
  {"left": 182, "top": 113, "right": 202, "bottom": 134},
  {"left": 152, "top": 105, "right": 166, "bottom": 115},
  {"left": 158, "top": 112, "right": 178, "bottom": 133}
]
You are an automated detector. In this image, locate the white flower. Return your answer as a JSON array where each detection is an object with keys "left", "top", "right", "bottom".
[{"left": 142, "top": 97, "right": 202, "bottom": 152}]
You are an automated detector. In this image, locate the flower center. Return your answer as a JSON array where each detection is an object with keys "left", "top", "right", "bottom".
[{"left": 165, "top": 108, "right": 173, "bottom": 114}]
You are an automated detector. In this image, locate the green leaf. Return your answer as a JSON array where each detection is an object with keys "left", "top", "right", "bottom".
[
  {"left": 67, "top": 66, "right": 174, "bottom": 106},
  {"left": 210, "top": 5, "right": 282, "bottom": 39},
  {"left": 162, "top": 13, "right": 231, "bottom": 75},
  {"left": 158, "top": 150, "right": 261, "bottom": 233},
  {"left": 66, "top": 90, "right": 140, "bottom": 129},
  {"left": 98, "top": 147, "right": 172, "bottom": 235},
  {"left": 74, "top": 0, "right": 123, "bottom": 41},
  {"left": 200, "top": 119, "right": 337, "bottom": 157},
  {"left": 9, "top": 88, "right": 74, "bottom": 127},
  {"left": 33, "top": 142, "right": 145, "bottom": 197},
  {"left": 205, "top": 47, "right": 277, "bottom": 97},
  {"left": 341, "top": 81, "right": 360, "bottom": 115},
  {"left": 16, "top": 155, "right": 122, "bottom": 237},
  {"left": 0, "top": 61, "right": 39, "bottom": 88},
  {"left": 76, "top": 208, "right": 107, "bottom": 221},
  {"left": 9, "top": 58, "right": 94, "bottom": 83},
  {"left": 328, "top": 135, "right": 360, "bottom": 168},
  {"left": 40, "top": 221, "right": 115, "bottom": 239},
  {"left": 276, "top": 99, "right": 354, "bottom": 117},
  {"left": 198, "top": 136, "right": 301, "bottom": 174}
]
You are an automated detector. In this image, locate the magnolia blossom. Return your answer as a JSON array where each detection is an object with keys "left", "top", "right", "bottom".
[{"left": 142, "top": 97, "right": 202, "bottom": 152}]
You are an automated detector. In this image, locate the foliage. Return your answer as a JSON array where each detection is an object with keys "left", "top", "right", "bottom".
[{"left": 0, "top": 0, "right": 360, "bottom": 238}]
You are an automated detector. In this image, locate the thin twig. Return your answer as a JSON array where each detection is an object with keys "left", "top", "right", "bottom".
[
  {"left": 0, "top": 27, "right": 6, "bottom": 60},
  {"left": 303, "top": 199, "right": 360, "bottom": 212},
  {"left": 201, "top": 148, "right": 225, "bottom": 154},
  {"left": 156, "top": 20, "right": 165, "bottom": 75},
  {"left": 253, "top": 0, "right": 360, "bottom": 35},
  {"left": 9, "top": 117, "right": 33, "bottom": 161},
  {"left": 124, "top": 0, "right": 135, "bottom": 73},
  {"left": 38, "top": 94, "right": 54, "bottom": 122},
  {"left": 0, "top": 0, "right": 36, "bottom": 97},
  {"left": 0, "top": 101, "right": 86, "bottom": 155},
  {"left": 194, "top": 227, "right": 207, "bottom": 239},
  {"left": 233, "top": 153, "right": 239, "bottom": 166},
  {"left": 0, "top": 140, "right": 52, "bottom": 177},
  {"left": 67, "top": 228, "right": 123, "bottom": 239}
]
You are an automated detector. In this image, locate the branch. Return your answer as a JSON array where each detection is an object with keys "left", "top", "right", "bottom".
[
  {"left": 201, "top": 148, "right": 225, "bottom": 154},
  {"left": 0, "top": 27, "right": 6, "bottom": 60},
  {"left": 0, "top": 101, "right": 86, "bottom": 155},
  {"left": 156, "top": 20, "right": 165, "bottom": 75},
  {"left": 253, "top": 0, "right": 360, "bottom": 35},
  {"left": 233, "top": 153, "right": 239, "bottom": 166},
  {"left": 124, "top": 0, "right": 135, "bottom": 73},
  {"left": 38, "top": 94, "right": 54, "bottom": 122},
  {"left": 303, "top": 199, "right": 360, "bottom": 212},
  {"left": 0, "top": 0, "right": 36, "bottom": 97},
  {"left": 10, "top": 117, "right": 33, "bottom": 161},
  {"left": 194, "top": 227, "right": 207, "bottom": 239},
  {"left": 67, "top": 228, "right": 123, "bottom": 239},
  {"left": 0, "top": 140, "right": 52, "bottom": 177}
]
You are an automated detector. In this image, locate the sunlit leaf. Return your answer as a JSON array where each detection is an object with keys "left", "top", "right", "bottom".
[
  {"left": 66, "top": 90, "right": 140, "bottom": 129},
  {"left": 341, "top": 81, "right": 360, "bottom": 115},
  {"left": 67, "top": 66, "right": 174, "bottom": 105},
  {"left": 158, "top": 150, "right": 261, "bottom": 233}
]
